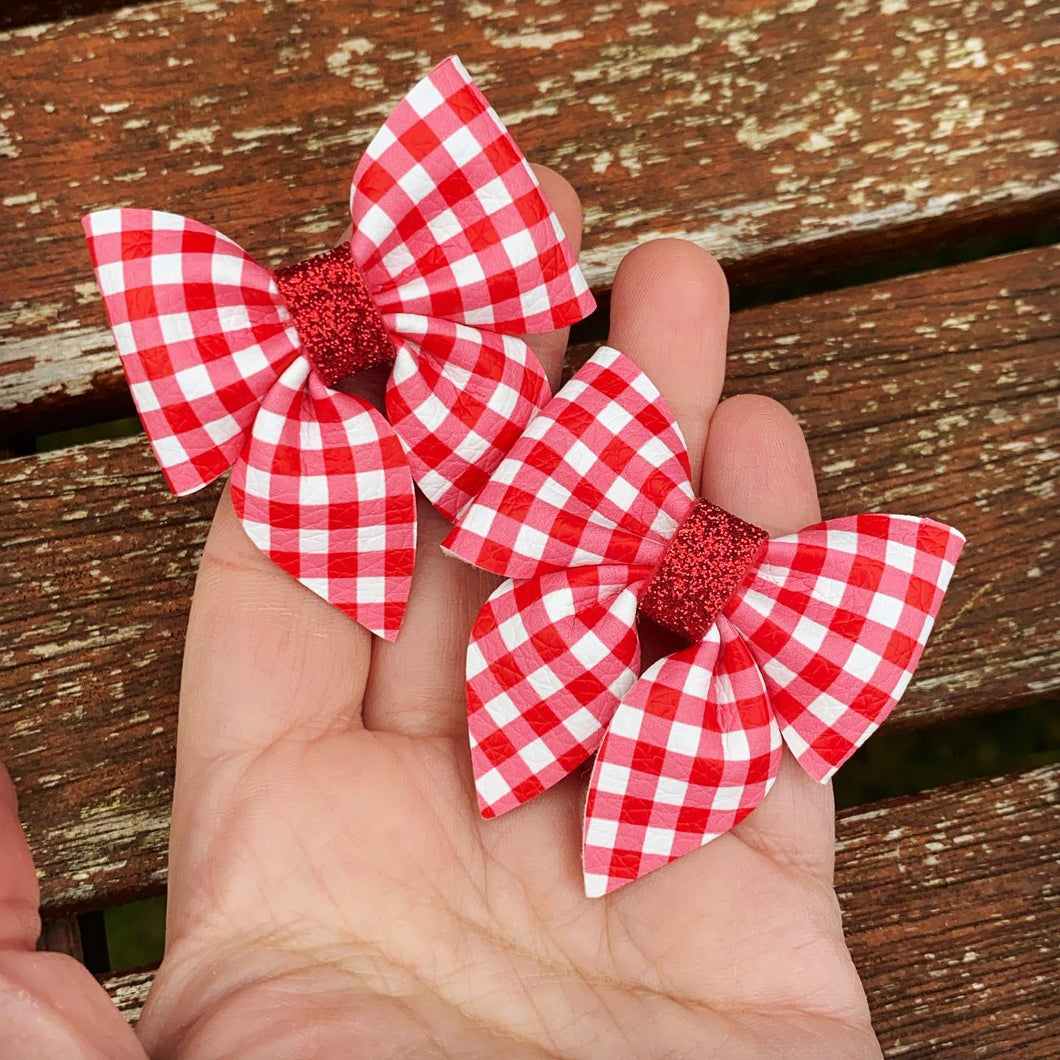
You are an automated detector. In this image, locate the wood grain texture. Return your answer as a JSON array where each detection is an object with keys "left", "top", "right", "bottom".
[
  {"left": 1, "top": 440, "right": 217, "bottom": 910},
  {"left": 840, "top": 764, "right": 1059, "bottom": 1059},
  {"left": 2, "top": 0, "right": 1058, "bottom": 433},
  {"left": 2, "top": 247, "right": 1055, "bottom": 913},
  {"left": 100, "top": 966, "right": 155, "bottom": 1024},
  {"left": 94, "top": 764, "right": 1060, "bottom": 1059}
]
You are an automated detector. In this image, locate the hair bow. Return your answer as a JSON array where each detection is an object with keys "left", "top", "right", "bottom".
[
  {"left": 83, "top": 56, "right": 594, "bottom": 640},
  {"left": 444, "top": 346, "right": 964, "bottom": 894}
]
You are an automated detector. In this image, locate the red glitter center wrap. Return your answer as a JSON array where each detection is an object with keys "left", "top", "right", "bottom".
[
  {"left": 274, "top": 243, "right": 396, "bottom": 388},
  {"left": 638, "top": 499, "right": 769, "bottom": 643}
]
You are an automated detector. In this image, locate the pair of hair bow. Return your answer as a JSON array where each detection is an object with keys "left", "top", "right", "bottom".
[
  {"left": 85, "top": 56, "right": 963, "bottom": 896},
  {"left": 84, "top": 56, "right": 594, "bottom": 639},
  {"left": 444, "top": 346, "right": 964, "bottom": 895}
]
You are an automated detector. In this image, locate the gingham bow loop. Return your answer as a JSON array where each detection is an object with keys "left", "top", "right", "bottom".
[
  {"left": 83, "top": 57, "right": 594, "bottom": 640},
  {"left": 444, "top": 346, "right": 964, "bottom": 893}
]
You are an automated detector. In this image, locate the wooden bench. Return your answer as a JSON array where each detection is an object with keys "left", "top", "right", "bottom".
[{"left": 1, "top": 0, "right": 1057, "bottom": 1055}]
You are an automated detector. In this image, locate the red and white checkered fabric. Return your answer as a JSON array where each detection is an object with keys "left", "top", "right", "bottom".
[
  {"left": 351, "top": 55, "right": 593, "bottom": 519},
  {"left": 83, "top": 56, "right": 593, "bottom": 640},
  {"left": 583, "top": 619, "right": 781, "bottom": 896},
  {"left": 444, "top": 345, "right": 695, "bottom": 580},
  {"left": 467, "top": 569, "right": 643, "bottom": 816},
  {"left": 444, "top": 346, "right": 965, "bottom": 893},
  {"left": 229, "top": 360, "right": 415, "bottom": 640}
]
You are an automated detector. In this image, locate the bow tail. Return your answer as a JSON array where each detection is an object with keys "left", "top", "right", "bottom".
[
  {"left": 467, "top": 567, "right": 643, "bottom": 818},
  {"left": 583, "top": 617, "right": 782, "bottom": 897},
  {"left": 728, "top": 515, "right": 965, "bottom": 783},
  {"left": 83, "top": 209, "right": 299, "bottom": 496},
  {"left": 230, "top": 359, "right": 417, "bottom": 641}
]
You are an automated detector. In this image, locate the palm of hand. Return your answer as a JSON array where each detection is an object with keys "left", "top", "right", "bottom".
[
  {"left": 0, "top": 189, "right": 881, "bottom": 1058},
  {"left": 141, "top": 679, "right": 876, "bottom": 1059}
]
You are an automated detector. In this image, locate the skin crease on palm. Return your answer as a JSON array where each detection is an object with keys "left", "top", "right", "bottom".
[{"left": 0, "top": 167, "right": 886, "bottom": 1060}]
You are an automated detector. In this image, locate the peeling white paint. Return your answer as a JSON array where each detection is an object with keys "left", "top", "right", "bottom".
[
  {"left": 487, "top": 27, "right": 584, "bottom": 50},
  {"left": 167, "top": 124, "right": 219, "bottom": 151},
  {"left": 324, "top": 35, "right": 374, "bottom": 77}
]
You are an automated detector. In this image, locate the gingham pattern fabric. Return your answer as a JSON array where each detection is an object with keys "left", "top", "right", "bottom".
[
  {"left": 386, "top": 319, "right": 550, "bottom": 520},
  {"left": 583, "top": 619, "right": 781, "bottom": 897},
  {"left": 83, "top": 56, "right": 593, "bottom": 640},
  {"left": 729, "top": 514, "right": 963, "bottom": 782},
  {"left": 443, "top": 345, "right": 695, "bottom": 582},
  {"left": 82, "top": 209, "right": 297, "bottom": 497},
  {"left": 444, "top": 345, "right": 965, "bottom": 894},
  {"left": 468, "top": 569, "right": 642, "bottom": 817},
  {"left": 230, "top": 360, "right": 415, "bottom": 640},
  {"left": 351, "top": 55, "right": 595, "bottom": 519}
]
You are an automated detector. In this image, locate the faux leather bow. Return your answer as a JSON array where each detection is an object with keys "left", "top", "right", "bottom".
[
  {"left": 83, "top": 56, "right": 594, "bottom": 640},
  {"left": 444, "top": 347, "right": 964, "bottom": 894}
]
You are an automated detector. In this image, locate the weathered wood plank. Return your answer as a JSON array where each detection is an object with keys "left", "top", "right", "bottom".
[
  {"left": 2, "top": 247, "right": 1055, "bottom": 912},
  {"left": 2, "top": 0, "right": 1058, "bottom": 433},
  {"left": 1, "top": 441, "right": 213, "bottom": 910},
  {"left": 0, "top": 0, "right": 138, "bottom": 32},
  {"left": 840, "top": 764, "right": 1059, "bottom": 1059},
  {"left": 100, "top": 966, "right": 155, "bottom": 1025},
  {"left": 96, "top": 764, "right": 1060, "bottom": 1060}
]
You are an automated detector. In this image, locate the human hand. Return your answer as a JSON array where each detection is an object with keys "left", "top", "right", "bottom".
[{"left": 0, "top": 169, "right": 882, "bottom": 1059}]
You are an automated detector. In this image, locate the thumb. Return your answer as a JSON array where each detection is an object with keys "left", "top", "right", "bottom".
[
  {"left": 0, "top": 764, "right": 39, "bottom": 951},
  {"left": 0, "top": 763, "right": 148, "bottom": 1058}
]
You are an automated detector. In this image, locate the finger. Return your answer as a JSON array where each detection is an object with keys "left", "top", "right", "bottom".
[
  {"left": 0, "top": 765, "right": 39, "bottom": 951},
  {"left": 701, "top": 393, "right": 821, "bottom": 535},
  {"left": 361, "top": 498, "right": 498, "bottom": 738},
  {"left": 607, "top": 238, "right": 729, "bottom": 486},
  {"left": 362, "top": 165, "right": 585, "bottom": 738},
  {"left": 174, "top": 486, "right": 372, "bottom": 773},
  {"left": 699, "top": 394, "right": 835, "bottom": 880},
  {"left": 0, "top": 951, "right": 148, "bottom": 1058}
]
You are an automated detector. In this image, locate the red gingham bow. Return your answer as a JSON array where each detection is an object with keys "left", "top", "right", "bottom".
[
  {"left": 82, "top": 57, "right": 594, "bottom": 640},
  {"left": 443, "top": 346, "right": 964, "bottom": 895}
]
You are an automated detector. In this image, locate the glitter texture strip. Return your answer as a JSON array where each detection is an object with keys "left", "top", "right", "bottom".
[
  {"left": 638, "top": 499, "right": 769, "bottom": 643},
  {"left": 274, "top": 243, "right": 395, "bottom": 386}
]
